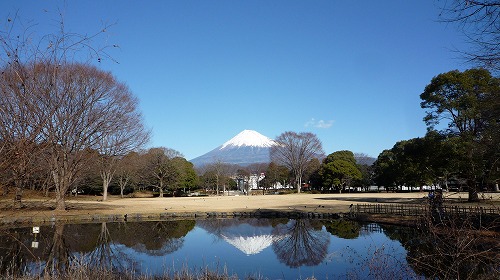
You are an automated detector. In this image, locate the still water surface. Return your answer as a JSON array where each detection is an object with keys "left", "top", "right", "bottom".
[{"left": 1, "top": 218, "right": 423, "bottom": 279}]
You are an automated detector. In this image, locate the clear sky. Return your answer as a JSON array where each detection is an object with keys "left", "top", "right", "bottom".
[{"left": 1, "top": 0, "right": 470, "bottom": 160}]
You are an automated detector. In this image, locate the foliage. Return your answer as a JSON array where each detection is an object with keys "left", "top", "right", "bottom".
[
  {"left": 171, "top": 157, "right": 198, "bottom": 194},
  {"left": 324, "top": 220, "right": 361, "bottom": 239},
  {"left": 353, "top": 163, "right": 374, "bottom": 190},
  {"left": 303, "top": 158, "right": 322, "bottom": 190},
  {"left": 420, "top": 68, "right": 500, "bottom": 200},
  {"left": 261, "top": 162, "right": 290, "bottom": 189},
  {"left": 373, "top": 132, "right": 462, "bottom": 190},
  {"left": 319, "top": 150, "right": 362, "bottom": 192},
  {"left": 143, "top": 148, "right": 188, "bottom": 197},
  {"left": 420, "top": 68, "right": 498, "bottom": 137}
]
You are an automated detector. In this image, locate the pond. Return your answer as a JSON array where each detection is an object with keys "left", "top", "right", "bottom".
[{"left": 0, "top": 218, "right": 496, "bottom": 279}]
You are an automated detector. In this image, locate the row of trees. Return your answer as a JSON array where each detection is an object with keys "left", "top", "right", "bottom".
[
  {"left": 2, "top": 1, "right": 497, "bottom": 206},
  {"left": 0, "top": 12, "right": 367, "bottom": 206},
  {"left": 371, "top": 1, "right": 500, "bottom": 201},
  {"left": 76, "top": 147, "right": 198, "bottom": 198},
  {"left": 0, "top": 16, "right": 150, "bottom": 209},
  {"left": 51, "top": 141, "right": 363, "bottom": 198},
  {"left": 196, "top": 148, "right": 371, "bottom": 196},
  {"left": 145, "top": 67, "right": 498, "bottom": 200},
  {"left": 373, "top": 68, "right": 499, "bottom": 201}
]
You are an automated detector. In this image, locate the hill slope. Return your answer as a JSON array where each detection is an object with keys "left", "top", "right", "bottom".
[{"left": 190, "top": 130, "right": 276, "bottom": 167}]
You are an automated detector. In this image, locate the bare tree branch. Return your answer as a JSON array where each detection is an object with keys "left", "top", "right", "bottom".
[{"left": 271, "top": 132, "right": 324, "bottom": 193}]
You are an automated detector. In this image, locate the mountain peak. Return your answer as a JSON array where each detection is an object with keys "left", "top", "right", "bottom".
[
  {"left": 190, "top": 130, "right": 276, "bottom": 167},
  {"left": 220, "top": 130, "right": 276, "bottom": 149}
]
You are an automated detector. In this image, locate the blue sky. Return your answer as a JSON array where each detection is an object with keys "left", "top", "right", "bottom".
[{"left": 2, "top": 1, "right": 469, "bottom": 160}]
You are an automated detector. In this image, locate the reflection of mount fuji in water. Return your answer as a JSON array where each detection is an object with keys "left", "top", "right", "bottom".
[
  {"left": 197, "top": 219, "right": 287, "bottom": 256},
  {"left": 219, "top": 224, "right": 287, "bottom": 255}
]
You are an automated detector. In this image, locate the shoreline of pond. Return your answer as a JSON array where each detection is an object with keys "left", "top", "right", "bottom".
[
  {"left": 2, "top": 205, "right": 499, "bottom": 244},
  {"left": 0, "top": 208, "right": 349, "bottom": 226},
  {"left": 1, "top": 191, "right": 498, "bottom": 229},
  {"left": 0, "top": 208, "right": 429, "bottom": 232}
]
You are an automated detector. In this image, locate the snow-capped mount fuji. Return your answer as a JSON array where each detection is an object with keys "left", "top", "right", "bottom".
[
  {"left": 190, "top": 130, "right": 277, "bottom": 167},
  {"left": 221, "top": 129, "right": 276, "bottom": 149}
]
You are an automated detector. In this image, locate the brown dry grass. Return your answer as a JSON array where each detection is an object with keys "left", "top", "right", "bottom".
[{"left": 2, "top": 190, "right": 498, "bottom": 223}]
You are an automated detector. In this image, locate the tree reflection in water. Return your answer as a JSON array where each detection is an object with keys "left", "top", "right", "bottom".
[
  {"left": 0, "top": 228, "right": 32, "bottom": 276},
  {"left": 44, "top": 223, "right": 73, "bottom": 275},
  {"left": 272, "top": 219, "right": 330, "bottom": 268},
  {"left": 109, "top": 220, "right": 195, "bottom": 256},
  {"left": 86, "top": 222, "right": 136, "bottom": 271},
  {"left": 0, "top": 218, "right": 498, "bottom": 279},
  {"left": 0, "top": 220, "right": 196, "bottom": 277},
  {"left": 126, "top": 220, "right": 192, "bottom": 256},
  {"left": 324, "top": 219, "right": 361, "bottom": 239},
  {"left": 398, "top": 223, "right": 500, "bottom": 279},
  {"left": 79, "top": 220, "right": 195, "bottom": 276}
]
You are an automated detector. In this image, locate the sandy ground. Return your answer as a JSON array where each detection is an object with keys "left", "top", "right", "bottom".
[{"left": 2, "top": 191, "right": 497, "bottom": 224}]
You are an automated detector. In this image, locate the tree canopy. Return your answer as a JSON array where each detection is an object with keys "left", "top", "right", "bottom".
[
  {"left": 373, "top": 133, "right": 461, "bottom": 191},
  {"left": 319, "top": 151, "right": 362, "bottom": 192},
  {"left": 420, "top": 68, "right": 499, "bottom": 200},
  {"left": 438, "top": 1, "right": 500, "bottom": 70},
  {"left": 0, "top": 14, "right": 149, "bottom": 209},
  {"left": 270, "top": 131, "right": 324, "bottom": 193}
]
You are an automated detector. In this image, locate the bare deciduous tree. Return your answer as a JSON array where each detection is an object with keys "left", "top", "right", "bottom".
[
  {"left": 205, "top": 160, "right": 235, "bottom": 196},
  {"left": 0, "top": 15, "right": 149, "bottom": 210},
  {"left": 95, "top": 85, "right": 150, "bottom": 201},
  {"left": 39, "top": 64, "right": 149, "bottom": 209},
  {"left": 270, "top": 131, "right": 324, "bottom": 193},
  {"left": 145, "top": 147, "right": 183, "bottom": 197},
  {"left": 0, "top": 61, "right": 47, "bottom": 205},
  {"left": 438, "top": 1, "right": 500, "bottom": 70},
  {"left": 115, "top": 151, "right": 141, "bottom": 198}
]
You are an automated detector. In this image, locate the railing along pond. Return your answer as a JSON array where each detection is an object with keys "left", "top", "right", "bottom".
[{"left": 354, "top": 203, "right": 500, "bottom": 217}]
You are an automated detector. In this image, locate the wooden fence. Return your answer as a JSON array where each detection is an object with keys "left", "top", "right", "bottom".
[{"left": 354, "top": 203, "right": 500, "bottom": 217}]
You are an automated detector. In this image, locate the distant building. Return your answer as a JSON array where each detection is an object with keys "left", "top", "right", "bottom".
[
  {"left": 249, "top": 173, "right": 265, "bottom": 189},
  {"left": 234, "top": 173, "right": 265, "bottom": 193}
]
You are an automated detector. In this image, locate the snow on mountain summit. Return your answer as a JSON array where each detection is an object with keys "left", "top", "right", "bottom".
[
  {"left": 190, "top": 129, "right": 276, "bottom": 166},
  {"left": 220, "top": 130, "right": 276, "bottom": 149}
]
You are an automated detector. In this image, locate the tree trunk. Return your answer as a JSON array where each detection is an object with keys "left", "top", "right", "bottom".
[
  {"left": 468, "top": 179, "right": 480, "bottom": 202},
  {"left": 120, "top": 184, "right": 124, "bottom": 198},
  {"left": 158, "top": 180, "right": 163, "bottom": 197},
  {"left": 101, "top": 173, "right": 111, "bottom": 201},
  {"left": 118, "top": 176, "right": 129, "bottom": 198},
  {"left": 100, "top": 168, "right": 115, "bottom": 201},
  {"left": 51, "top": 152, "right": 74, "bottom": 211},
  {"left": 46, "top": 224, "right": 69, "bottom": 274},
  {"left": 14, "top": 186, "right": 23, "bottom": 209},
  {"left": 102, "top": 180, "right": 109, "bottom": 201},
  {"left": 297, "top": 175, "right": 302, "bottom": 193},
  {"left": 55, "top": 189, "right": 66, "bottom": 210},
  {"left": 52, "top": 169, "right": 68, "bottom": 211}
]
